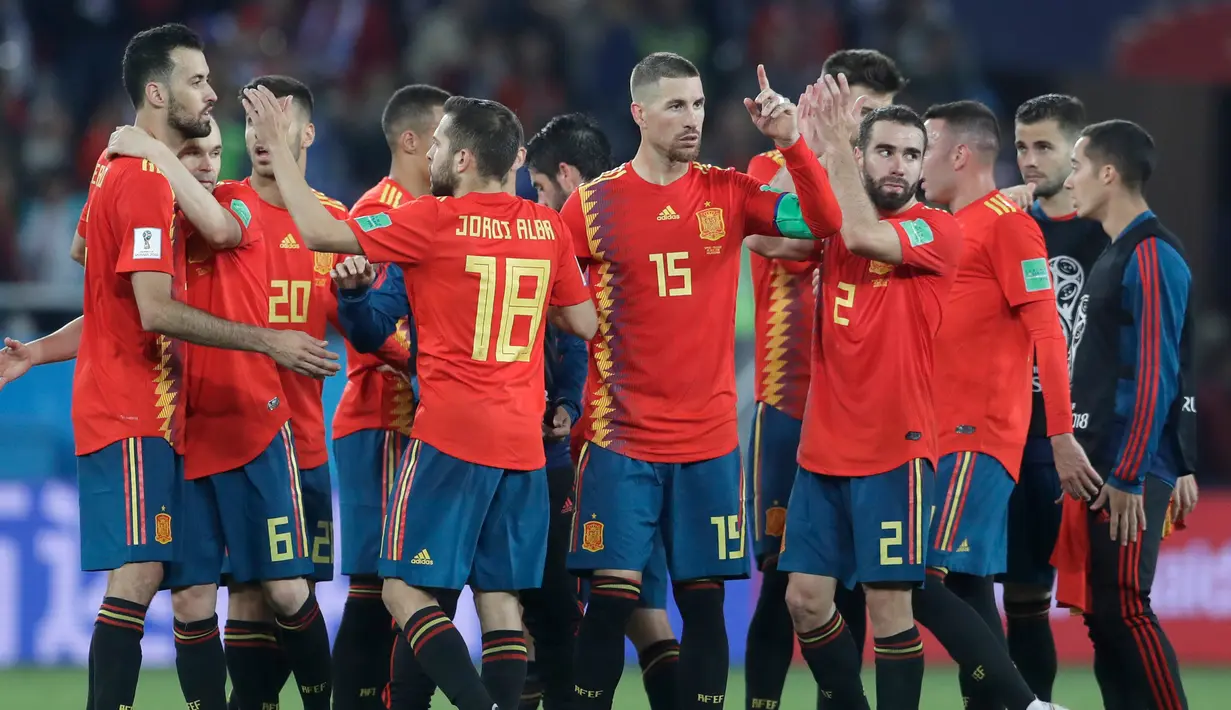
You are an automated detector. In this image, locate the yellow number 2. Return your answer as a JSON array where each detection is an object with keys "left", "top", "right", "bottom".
[
  {"left": 649, "top": 252, "right": 692, "bottom": 297},
  {"left": 709, "top": 514, "right": 745, "bottom": 561},
  {"left": 466, "top": 255, "right": 551, "bottom": 363},
  {"left": 879, "top": 521, "right": 903, "bottom": 565},
  {"left": 833, "top": 281, "right": 855, "bottom": 325},
  {"left": 269, "top": 279, "right": 311, "bottom": 323},
  {"left": 267, "top": 516, "right": 294, "bottom": 562},
  {"left": 311, "top": 521, "right": 333, "bottom": 564}
]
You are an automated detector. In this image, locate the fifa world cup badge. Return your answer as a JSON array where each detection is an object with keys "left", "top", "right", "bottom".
[
  {"left": 154, "top": 509, "right": 173, "bottom": 545},
  {"left": 581, "top": 518, "right": 605, "bottom": 552}
]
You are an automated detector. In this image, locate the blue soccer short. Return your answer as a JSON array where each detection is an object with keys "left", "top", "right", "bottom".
[
  {"left": 779, "top": 459, "right": 934, "bottom": 588},
  {"left": 929, "top": 451, "right": 1015, "bottom": 576},
  {"left": 378, "top": 439, "right": 549, "bottom": 591},
  {"left": 300, "top": 461, "right": 334, "bottom": 582},
  {"left": 997, "top": 438, "right": 1062, "bottom": 587},
  {"left": 77, "top": 437, "right": 181, "bottom": 572},
  {"left": 567, "top": 442, "right": 750, "bottom": 582},
  {"left": 165, "top": 423, "right": 315, "bottom": 587},
  {"left": 577, "top": 528, "right": 670, "bottom": 609},
  {"left": 336, "top": 429, "right": 411, "bottom": 577},
  {"left": 746, "top": 402, "right": 802, "bottom": 568}
]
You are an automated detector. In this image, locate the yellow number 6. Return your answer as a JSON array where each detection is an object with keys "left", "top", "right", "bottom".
[
  {"left": 879, "top": 521, "right": 904, "bottom": 565},
  {"left": 267, "top": 516, "right": 294, "bottom": 562}
]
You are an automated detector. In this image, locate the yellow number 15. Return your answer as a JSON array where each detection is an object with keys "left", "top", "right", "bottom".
[{"left": 466, "top": 255, "right": 551, "bottom": 362}]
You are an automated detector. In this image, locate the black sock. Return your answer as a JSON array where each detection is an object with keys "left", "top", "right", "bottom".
[
  {"left": 796, "top": 612, "right": 870, "bottom": 709},
  {"left": 673, "top": 579, "right": 729, "bottom": 709},
  {"left": 573, "top": 576, "right": 641, "bottom": 707},
  {"left": 333, "top": 580, "right": 395, "bottom": 709},
  {"left": 519, "top": 660, "right": 544, "bottom": 710},
  {"left": 86, "top": 635, "right": 96, "bottom": 710},
  {"left": 481, "top": 630, "right": 529, "bottom": 710},
  {"left": 275, "top": 591, "right": 333, "bottom": 710},
  {"left": 92, "top": 597, "right": 147, "bottom": 710},
  {"left": 873, "top": 626, "right": 925, "bottom": 710},
  {"left": 224, "top": 620, "right": 286, "bottom": 710},
  {"left": 390, "top": 591, "right": 457, "bottom": 710},
  {"left": 403, "top": 605, "right": 494, "bottom": 710},
  {"left": 913, "top": 575, "right": 1035, "bottom": 710},
  {"left": 638, "top": 639, "right": 681, "bottom": 710},
  {"left": 1005, "top": 598, "right": 1057, "bottom": 701},
  {"left": 174, "top": 615, "right": 228, "bottom": 710},
  {"left": 834, "top": 584, "right": 868, "bottom": 661},
  {"left": 946, "top": 574, "right": 1006, "bottom": 710},
  {"left": 745, "top": 568, "right": 794, "bottom": 710}
]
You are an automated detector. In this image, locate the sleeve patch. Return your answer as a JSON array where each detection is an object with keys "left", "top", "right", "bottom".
[
  {"left": 230, "top": 199, "right": 253, "bottom": 228},
  {"left": 132, "top": 228, "right": 163, "bottom": 259},
  {"left": 902, "top": 219, "right": 934, "bottom": 247},
  {"left": 356, "top": 213, "right": 392, "bottom": 232},
  {"left": 1021, "top": 257, "right": 1051, "bottom": 292}
]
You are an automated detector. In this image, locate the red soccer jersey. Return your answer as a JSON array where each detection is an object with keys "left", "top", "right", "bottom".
[
  {"left": 347, "top": 191, "right": 591, "bottom": 470},
  {"left": 181, "top": 181, "right": 290, "bottom": 479},
  {"left": 560, "top": 139, "right": 836, "bottom": 462},
  {"left": 73, "top": 155, "right": 186, "bottom": 455},
  {"left": 243, "top": 178, "right": 349, "bottom": 469},
  {"left": 333, "top": 177, "right": 417, "bottom": 441},
  {"left": 747, "top": 149, "right": 819, "bottom": 420},
  {"left": 797, "top": 202, "right": 963, "bottom": 476},
  {"left": 934, "top": 191, "right": 1054, "bottom": 479}
]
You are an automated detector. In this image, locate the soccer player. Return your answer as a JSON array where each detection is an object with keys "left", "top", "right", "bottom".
[
  {"left": 0, "top": 25, "right": 337, "bottom": 710},
  {"left": 1003, "top": 94, "right": 1109, "bottom": 700},
  {"left": 743, "top": 48, "right": 906, "bottom": 710},
  {"left": 561, "top": 55, "right": 840, "bottom": 710},
  {"left": 1059, "top": 119, "right": 1194, "bottom": 710},
  {"left": 523, "top": 112, "right": 683, "bottom": 710},
  {"left": 221, "top": 74, "right": 351, "bottom": 710},
  {"left": 330, "top": 82, "right": 450, "bottom": 710},
  {"left": 244, "top": 86, "right": 599, "bottom": 710},
  {"left": 918, "top": 99, "right": 1093, "bottom": 710}
]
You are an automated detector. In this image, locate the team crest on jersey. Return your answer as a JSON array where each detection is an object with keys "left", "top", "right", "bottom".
[
  {"left": 154, "top": 510, "right": 173, "bottom": 545},
  {"left": 765, "top": 506, "right": 787, "bottom": 537},
  {"left": 869, "top": 261, "right": 893, "bottom": 275},
  {"left": 313, "top": 252, "right": 334, "bottom": 276},
  {"left": 696, "top": 207, "right": 726, "bottom": 241},
  {"left": 581, "top": 520, "right": 605, "bottom": 552}
]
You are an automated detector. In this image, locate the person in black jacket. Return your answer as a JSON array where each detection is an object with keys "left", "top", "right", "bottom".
[{"left": 1063, "top": 119, "right": 1196, "bottom": 710}]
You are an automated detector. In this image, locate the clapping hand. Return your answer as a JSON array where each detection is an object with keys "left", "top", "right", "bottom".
[
  {"left": 798, "top": 73, "right": 866, "bottom": 156},
  {"left": 744, "top": 65, "right": 800, "bottom": 147},
  {"left": 331, "top": 256, "right": 376, "bottom": 291}
]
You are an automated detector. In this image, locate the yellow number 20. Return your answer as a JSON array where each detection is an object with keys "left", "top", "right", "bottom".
[
  {"left": 833, "top": 281, "right": 856, "bottom": 326},
  {"left": 879, "top": 521, "right": 903, "bottom": 565},
  {"left": 267, "top": 516, "right": 294, "bottom": 562},
  {"left": 466, "top": 255, "right": 551, "bottom": 362},
  {"left": 649, "top": 252, "right": 692, "bottom": 297},
  {"left": 269, "top": 279, "right": 311, "bottom": 323},
  {"left": 709, "top": 514, "right": 745, "bottom": 561}
]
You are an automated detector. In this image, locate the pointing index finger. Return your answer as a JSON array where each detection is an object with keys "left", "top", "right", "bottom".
[{"left": 757, "top": 64, "right": 770, "bottom": 92}]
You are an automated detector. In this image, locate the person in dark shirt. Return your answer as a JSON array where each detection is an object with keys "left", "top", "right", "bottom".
[
  {"left": 1000, "top": 94, "right": 1108, "bottom": 702},
  {"left": 1059, "top": 119, "right": 1196, "bottom": 710}
]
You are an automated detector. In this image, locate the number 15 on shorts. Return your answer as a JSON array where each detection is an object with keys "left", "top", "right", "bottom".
[{"left": 710, "top": 514, "right": 745, "bottom": 561}]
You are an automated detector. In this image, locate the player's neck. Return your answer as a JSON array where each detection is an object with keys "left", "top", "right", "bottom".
[
  {"left": 389, "top": 158, "right": 429, "bottom": 198},
  {"left": 631, "top": 145, "right": 690, "bottom": 186},
  {"left": 134, "top": 112, "right": 185, "bottom": 154},
  {"left": 456, "top": 176, "right": 506, "bottom": 196},
  {"left": 1101, "top": 194, "right": 1152, "bottom": 242},
  {"left": 1035, "top": 191, "right": 1077, "bottom": 219},
  {"left": 948, "top": 171, "right": 998, "bottom": 213}
]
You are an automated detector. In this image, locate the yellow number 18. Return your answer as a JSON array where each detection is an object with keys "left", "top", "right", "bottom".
[{"left": 466, "top": 255, "right": 551, "bottom": 362}]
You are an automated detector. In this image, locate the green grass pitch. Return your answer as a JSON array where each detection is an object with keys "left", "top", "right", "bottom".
[{"left": 4, "top": 666, "right": 1228, "bottom": 708}]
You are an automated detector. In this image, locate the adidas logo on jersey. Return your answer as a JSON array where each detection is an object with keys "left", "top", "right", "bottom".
[
  {"left": 411, "top": 549, "right": 433, "bottom": 565},
  {"left": 280, "top": 234, "right": 299, "bottom": 249},
  {"left": 956, "top": 539, "right": 970, "bottom": 553},
  {"left": 657, "top": 206, "right": 681, "bottom": 221}
]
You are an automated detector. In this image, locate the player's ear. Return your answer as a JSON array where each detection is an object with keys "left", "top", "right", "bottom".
[
  {"left": 630, "top": 102, "right": 647, "bottom": 130},
  {"left": 1099, "top": 163, "right": 1116, "bottom": 186},
  {"left": 455, "top": 148, "right": 473, "bottom": 175},
  {"left": 853, "top": 146, "right": 865, "bottom": 168},
  {"left": 557, "top": 162, "right": 581, "bottom": 189},
  {"left": 952, "top": 144, "right": 969, "bottom": 171},
  {"left": 399, "top": 129, "right": 418, "bottom": 156},
  {"left": 301, "top": 122, "right": 316, "bottom": 149},
  {"left": 145, "top": 81, "right": 167, "bottom": 109}
]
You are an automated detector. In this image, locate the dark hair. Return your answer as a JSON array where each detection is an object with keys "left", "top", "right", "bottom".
[
  {"left": 821, "top": 49, "right": 907, "bottom": 95},
  {"left": 923, "top": 100, "right": 1000, "bottom": 155},
  {"left": 1015, "top": 94, "right": 1086, "bottom": 138},
  {"left": 630, "top": 52, "right": 700, "bottom": 98},
  {"left": 121, "top": 23, "right": 205, "bottom": 109},
  {"left": 242, "top": 75, "right": 314, "bottom": 118},
  {"left": 856, "top": 105, "right": 926, "bottom": 153},
  {"left": 1080, "top": 119, "right": 1155, "bottom": 191},
  {"left": 382, "top": 84, "right": 452, "bottom": 146},
  {"left": 441, "top": 96, "right": 524, "bottom": 179},
  {"left": 525, "top": 113, "right": 614, "bottom": 183}
]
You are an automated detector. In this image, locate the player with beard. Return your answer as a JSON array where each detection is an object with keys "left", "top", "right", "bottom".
[
  {"left": 561, "top": 55, "right": 841, "bottom": 710},
  {"left": 743, "top": 48, "right": 906, "bottom": 710},
  {"left": 918, "top": 99, "right": 1091, "bottom": 710},
  {"left": 1000, "top": 94, "right": 1109, "bottom": 701}
]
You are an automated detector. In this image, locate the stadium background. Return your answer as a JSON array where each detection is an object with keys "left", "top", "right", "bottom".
[{"left": 1, "top": 0, "right": 1230, "bottom": 705}]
